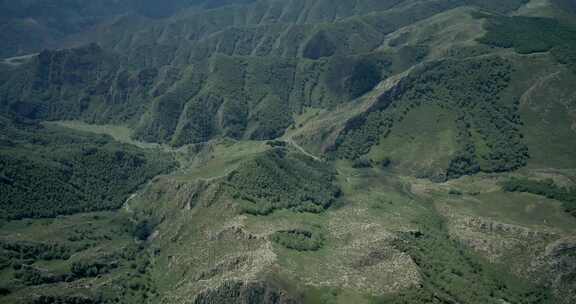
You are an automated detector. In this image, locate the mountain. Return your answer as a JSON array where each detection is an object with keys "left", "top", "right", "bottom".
[
  {"left": 0, "top": 0, "right": 262, "bottom": 58},
  {"left": 1, "top": 0, "right": 576, "bottom": 304}
]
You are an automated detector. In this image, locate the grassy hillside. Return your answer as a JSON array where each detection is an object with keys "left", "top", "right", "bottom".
[{"left": 332, "top": 55, "right": 526, "bottom": 179}]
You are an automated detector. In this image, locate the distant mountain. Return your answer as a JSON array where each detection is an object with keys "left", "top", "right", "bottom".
[{"left": 0, "top": 0, "right": 259, "bottom": 58}]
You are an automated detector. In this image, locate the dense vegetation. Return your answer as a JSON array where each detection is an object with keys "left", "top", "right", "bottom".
[
  {"left": 479, "top": 15, "right": 576, "bottom": 72},
  {"left": 226, "top": 148, "right": 340, "bottom": 215},
  {"left": 30, "top": 295, "right": 103, "bottom": 304},
  {"left": 502, "top": 178, "right": 576, "bottom": 217},
  {"left": 0, "top": 117, "right": 175, "bottom": 219},
  {"left": 333, "top": 56, "right": 526, "bottom": 179},
  {"left": 271, "top": 229, "right": 324, "bottom": 252},
  {"left": 0, "top": 240, "right": 72, "bottom": 263},
  {"left": 70, "top": 256, "right": 119, "bottom": 279}
]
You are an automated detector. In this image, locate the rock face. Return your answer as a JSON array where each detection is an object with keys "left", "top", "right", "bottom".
[
  {"left": 193, "top": 281, "right": 300, "bottom": 304},
  {"left": 533, "top": 237, "right": 576, "bottom": 304}
]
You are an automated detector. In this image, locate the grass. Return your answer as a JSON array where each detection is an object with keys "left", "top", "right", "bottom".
[
  {"left": 240, "top": 163, "right": 425, "bottom": 298},
  {"left": 368, "top": 103, "right": 458, "bottom": 179},
  {"left": 48, "top": 121, "right": 169, "bottom": 151},
  {"left": 518, "top": 68, "right": 576, "bottom": 169},
  {"left": 381, "top": 7, "right": 486, "bottom": 59},
  {"left": 442, "top": 191, "right": 576, "bottom": 233},
  {"left": 174, "top": 139, "right": 270, "bottom": 181}
]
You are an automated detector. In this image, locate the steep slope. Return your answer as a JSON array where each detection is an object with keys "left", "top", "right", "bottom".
[{"left": 0, "top": 0, "right": 530, "bottom": 149}]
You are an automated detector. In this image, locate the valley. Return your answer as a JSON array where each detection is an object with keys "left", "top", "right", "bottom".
[{"left": 1, "top": 0, "right": 576, "bottom": 303}]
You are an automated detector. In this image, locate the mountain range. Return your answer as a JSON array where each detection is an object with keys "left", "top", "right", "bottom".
[{"left": 1, "top": 1, "right": 576, "bottom": 303}]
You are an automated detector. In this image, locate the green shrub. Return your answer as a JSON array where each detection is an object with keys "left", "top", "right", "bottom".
[
  {"left": 352, "top": 158, "right": 374, "bottom": 169},
  {"left": 271, "top": 229, "right": 324, "bottom": 251},
  {"left": 449, "top": 189, "right": 463, "bottom": 196},
  {"left": 134, "top": 220, "right": 155, "bottom": 241},
  {"left": 0, "top": 240, "right": 71, "bottom": 261},
  {"left": 71, "top": 259, "right": 118, "bottom": 278},
  {"left": 379, "top": 157, "right": 392, "bottom": 168}
]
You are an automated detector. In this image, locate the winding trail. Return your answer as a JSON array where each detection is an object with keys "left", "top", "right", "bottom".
[
  {"left": 123, "top": 193, "right": 137, "bottom": 213},
  {"left": 285, "top": 138, "right": 322, "bottom": 162},
  {"left": 520, "top": 70, "right": 562, "bottom": 107}
]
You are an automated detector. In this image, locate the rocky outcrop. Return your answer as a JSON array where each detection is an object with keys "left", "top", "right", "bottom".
[
  {"left": 532, "top": 237, "right": 576, "bottom": 304},
  {"left": 193, "top": 281, "right": 300, "bottom": 304}
]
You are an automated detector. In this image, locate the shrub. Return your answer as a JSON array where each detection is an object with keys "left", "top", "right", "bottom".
[
  {"left": 271, "top": 229, "right": 324, "bottom": 251},
  {"left": 380, "top": 157, "right": 392, "bottom": 168},
  {"left": 352, "top": 158, "right": 373, "bottom": 169}
]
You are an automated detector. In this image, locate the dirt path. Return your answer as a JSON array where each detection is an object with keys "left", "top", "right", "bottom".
[
  {"left": 2, "top": 53, "right": 37, "bottom": 66},
  {"left": 286, "top": 138, "right": 322, "bottom": 162},
  {"left": 520, "top": 70, "right": 562, "bottom": 107},
  {"left": 123, "top": 193, "right": 137, "bottom": 213}
]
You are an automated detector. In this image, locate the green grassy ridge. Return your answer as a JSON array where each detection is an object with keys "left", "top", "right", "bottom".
[
  {"left": 332, "top": 55, "right": 527, "bottom": 179},
  {"left": 0, "top": 116, "right": 176, "bottom": 219},
  {"left": 475, "top": 13, "right": 576, "bottom": 170},
  {"left": 519, "top": 68, "right": 576, "bottom": 169}
]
